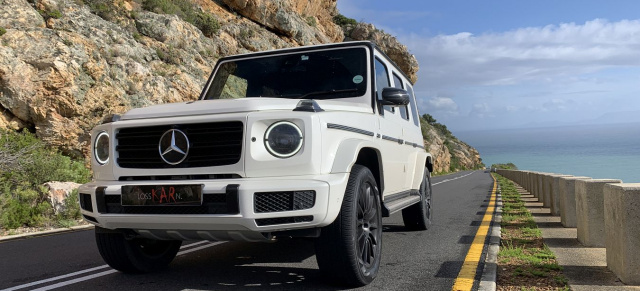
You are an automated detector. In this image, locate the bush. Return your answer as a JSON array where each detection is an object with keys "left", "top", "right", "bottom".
[
  {"left": 0, "top": 27, "right": 6, "bottom": 37},
  {"left": 0, "top": 130, "right": 91, "bottom": 229},
  {"left": 333, "top": 14, "right": 357, "bottom": 26},
  {"left": 194, "top": 12, "right": 220, "bottom": 38},
  {"left": 491, "top": 163, "right": 518, "bottom": 170},
  {"left": 142, "top": 0, "right": 220, "bottom": 37},
  {"left": 38, "top": 9, "right": 63, "bottom": 20}
]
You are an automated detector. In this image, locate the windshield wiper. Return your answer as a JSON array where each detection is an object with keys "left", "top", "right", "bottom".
[{"left": 289, "top": 88, "right": 359, "bottom": 99}]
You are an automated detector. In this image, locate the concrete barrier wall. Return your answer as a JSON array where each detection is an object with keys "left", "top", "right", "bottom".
[{"left": 494, "top": 169, "right": 637, "bottom": 286}]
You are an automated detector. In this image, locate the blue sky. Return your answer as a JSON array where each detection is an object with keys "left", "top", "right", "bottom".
[{"left": 337, "top": 0, "right": 640, "bottom": 132}]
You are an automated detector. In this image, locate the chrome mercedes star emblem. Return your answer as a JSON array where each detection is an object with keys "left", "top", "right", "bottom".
[{"left": 158, "top": 129, "right": 190, "bottom": 165}]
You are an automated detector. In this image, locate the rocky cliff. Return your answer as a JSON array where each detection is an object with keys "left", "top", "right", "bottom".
[
  {"left": 0, "top": 0, "right": 480, "bottom": 172},
  {"left": 420, "top": 116, "right": 483, "bottom": 173}
]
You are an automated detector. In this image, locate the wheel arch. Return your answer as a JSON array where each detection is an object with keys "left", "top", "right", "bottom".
[
  {"left": 331, "top": 139, "right": 384, "bottom": 194},
  {"left": 425, "top": 154, "right": 434, "bottom": 173}
]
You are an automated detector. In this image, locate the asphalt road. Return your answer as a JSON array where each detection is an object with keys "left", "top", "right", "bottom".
[{"left": 0, "top": 170, "right": 494, "bottom": 291}]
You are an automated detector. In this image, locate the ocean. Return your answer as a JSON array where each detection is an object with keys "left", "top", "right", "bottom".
[{"left": 456, "top": 123, "right": 640, "bottom": 183}]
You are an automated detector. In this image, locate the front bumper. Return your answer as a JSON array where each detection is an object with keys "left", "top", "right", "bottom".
[{"left": 78, "top": 174, "right": 349, "bottom": 241}]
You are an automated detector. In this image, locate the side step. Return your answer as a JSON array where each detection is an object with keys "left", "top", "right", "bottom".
[{"left": 382, "top": 191, "right": 421, "bottom": 217}]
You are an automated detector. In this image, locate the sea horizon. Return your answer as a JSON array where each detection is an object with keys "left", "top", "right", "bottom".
[{"left": 456, "top": 122, "right": 640, "bottom": 183}]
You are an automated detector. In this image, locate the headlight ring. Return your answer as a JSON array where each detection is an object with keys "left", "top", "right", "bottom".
[
  {"left": 264, "top": 121, "right": 303, "bottom": 158},
  {"left": 94, "top": 131, "right": 110, "bottom": 165}
]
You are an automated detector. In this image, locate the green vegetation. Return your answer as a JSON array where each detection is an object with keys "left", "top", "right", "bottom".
[
  {"left": 0, "top": 27, "right": 6, "bottom": 37},
  {"left": 333, "top": 14, "right": 357, "bottom": 26},
  {"left": 495, "top": 174, "right": 569, "bottom": 290},
  {"left": 422, "top": 114, "right": 454, "bottom": 140},
  {"left": 141, "top": 0, "right": 220, "bottom": 37},
  {"left": 38, "top": 8, "right": 63, "bottom": 20},
  {"left": 305, "top": 16, "right": 317, "bottom": 27},
  {"left": 85, "top": 0, "right": 115, "bottom": 20},
  {"left": 0, "top": 130, "right": 91, "bottom": 230},
  {"left": 492, "top": 162, "right": 518, "bottom": 170}
]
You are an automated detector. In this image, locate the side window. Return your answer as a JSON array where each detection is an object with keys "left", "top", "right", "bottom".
[
  {"left": 374, "top": 58, "right": 393, "bottom": 113},
  {"left": 392, "top": 73, "right": 409, "bottom": 120},
  {"left": 406, "top": 84, "right": 420, "bottom": 127}
]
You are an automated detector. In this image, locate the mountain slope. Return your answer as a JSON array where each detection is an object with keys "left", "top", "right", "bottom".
[{"left": 0, "top": 0, "right": 482, "bottom": 172}]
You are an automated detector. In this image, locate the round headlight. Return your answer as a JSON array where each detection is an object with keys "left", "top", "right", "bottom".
[
  {"left": 94, "top": 131, "right": 110, "bottom": 165},
  {"left": 264, "top": 121, "right": 303, "bottom": 158}
]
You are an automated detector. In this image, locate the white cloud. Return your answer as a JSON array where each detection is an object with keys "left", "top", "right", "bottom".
[
  {"left": 403, "top": 19, "right": 640, "bottom": 89},
  {"left": 470, "top": 102, "right": 492, "bottom": 118},
  {"left": 505, "top": 105, "right": 518, "bottom": 112},
  {"left": 423, "top": 96, "right": 459, "bottom": 115},
  {"left": 542, "top": 98, "right": 576, "bottom": 111}
]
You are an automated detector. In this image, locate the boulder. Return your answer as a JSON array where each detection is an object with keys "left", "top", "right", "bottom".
[{"left": 44, "top": 181, "right": 81, "bottom": 214}]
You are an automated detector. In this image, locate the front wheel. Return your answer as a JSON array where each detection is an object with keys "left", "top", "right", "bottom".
[
  {"left": 402, "top": 167, "right": 432, "bottom": 230},
  {"left": 95, "top": 227, "right": 182, "bottom": 273},
  {"left": 315, "top": 164, "right": 382, "bottom": 287}
]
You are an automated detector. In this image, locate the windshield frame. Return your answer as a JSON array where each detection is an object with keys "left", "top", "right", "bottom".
[{"left": 199, "top": 43, "right": 374, "bottom": 106}]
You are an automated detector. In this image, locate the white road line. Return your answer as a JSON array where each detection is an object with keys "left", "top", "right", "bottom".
[
  {"left": 432, "top": 171, "right": 475, "bottom": 186},
  {"left": 2, "top": 240, "right": 223, "bottom": 291},
  {"left": 1, "top": 266, "right": 110, "bottom": 291},
  {"left": 30, "top": 270, "right": 118, "bottom": 291},
  {"left": 177, "top": 241, "right": 224, "bottom": 256}
]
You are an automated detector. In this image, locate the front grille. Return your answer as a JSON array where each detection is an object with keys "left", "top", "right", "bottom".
[
  {"left": 255, "top": 216, "right": 314, "bottom": 226},
  {"left": 254, "top": 191, "right": 316, "bottom": 213},
  {"left": 79, "top": 193, "right": 93, "bottom": 212},
  {"left": 116, "top": 122, "right": 243, "bottom": 168},
  {"left": 103, "top": 194, "right": 237, "bottom": 214}
]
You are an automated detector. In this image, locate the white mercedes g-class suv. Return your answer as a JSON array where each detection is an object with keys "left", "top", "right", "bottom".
[{"left": 79, "top": 41, "right": 433, "bottom": 286}]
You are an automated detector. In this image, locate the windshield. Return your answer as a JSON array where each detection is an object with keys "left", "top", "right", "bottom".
[{"left": 203, "top": 47, "right": 368, "bottom": 100}]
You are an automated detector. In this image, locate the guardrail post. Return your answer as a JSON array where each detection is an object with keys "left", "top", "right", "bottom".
[
  {"left": 575, "top": 179, "right": 622, "bottom": 247},
  {"left": 543, "top": 174, "right": 561, "bottom": 209},
  {"left": 550, "top": 174, "right": 573, "bottom": 216},
  {"left": 536, "top": 173, "right": 545, "bottom": 199},
  {"left": 604, "top": 183, "right": 640, "bottom": 285},
  {"left": 558, "top": 176, "right": 590, "bottom": 227}
]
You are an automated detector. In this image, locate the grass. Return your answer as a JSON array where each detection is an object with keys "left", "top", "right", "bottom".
[{"left": 495, "top": 173, "right": 570, "bottom": 291}]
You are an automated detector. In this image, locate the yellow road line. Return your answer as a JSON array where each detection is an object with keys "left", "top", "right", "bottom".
[{"left": 451, "top": 174, "right": 497, "bottom": 291}]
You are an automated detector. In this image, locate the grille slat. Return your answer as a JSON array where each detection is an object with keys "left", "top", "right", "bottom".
[{"left": 116, "top": 122, "right": 243, "bottom": 169}]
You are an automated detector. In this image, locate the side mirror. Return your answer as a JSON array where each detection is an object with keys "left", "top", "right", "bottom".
[{"left": 381, "top": 87, "right": 410, "bottom": 106}]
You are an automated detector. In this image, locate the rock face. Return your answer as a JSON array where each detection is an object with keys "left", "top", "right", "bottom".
[
  {"left": 0, "top": 0, "right": 479, "bottom": 171},
  {"left": 421, "top": 122, "right": 483, "bottom": 173},
  {"left": 344, "top": 22, "right": 419, "bottom": 83}
]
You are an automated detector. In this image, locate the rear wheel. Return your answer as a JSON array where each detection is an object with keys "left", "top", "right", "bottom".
[
  {"left": 315, "top": 164, "right": 382, "bottom": 287},
  {"left": 95, "top": 227, "right": 182, "bottom": 273},
  {"left": 402, "top": 167, "right": 432, "bottom": 230}
]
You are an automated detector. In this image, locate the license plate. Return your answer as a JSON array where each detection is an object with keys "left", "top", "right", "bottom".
[{"left": 121, "top": 185, "right": 203, "bottom": 206}]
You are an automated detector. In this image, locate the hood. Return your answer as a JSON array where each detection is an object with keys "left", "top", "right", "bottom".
[{"left": 120, "top": 98, "right": 373, "bottom": 120}]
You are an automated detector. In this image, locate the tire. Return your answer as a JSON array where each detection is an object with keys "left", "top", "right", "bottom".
[
  {"left": 402, "top": 167, "right": 432, "bottom": 230},
  {"left": 95, "top": 227, "right": 182, "bottom": 273},
  {"left": 315, "top": 164, "right": 382, "bottom": 287}
]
